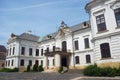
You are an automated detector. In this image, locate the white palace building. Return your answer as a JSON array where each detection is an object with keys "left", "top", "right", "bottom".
[{"left": 6, "top": 0, "right": 120, "bottom": 72}]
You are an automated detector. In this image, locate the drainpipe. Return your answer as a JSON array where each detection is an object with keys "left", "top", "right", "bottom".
[
  {"left": 72, "top": 32, "right": 75, "bottom": 68},
  {"left": 18, "top": 40, "right": 21, "bottom": 70}
]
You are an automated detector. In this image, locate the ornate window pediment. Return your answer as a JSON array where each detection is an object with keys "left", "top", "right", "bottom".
[
  {"left": 55, "top": 21, "right": 72, "bottom": 39},
  {"left": 110, "top": 0, "right": 120, "bottom": 9}
]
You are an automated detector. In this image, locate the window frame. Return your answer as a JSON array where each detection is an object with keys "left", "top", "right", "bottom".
[
  {"left": 74, "top": 40, "right": 79, "bottom": 50},
  {"left": 29, "top": 48, "right": 32, "bottom": 56},
  {"left": 21, "top": 47, "right": 25, "bottom": 55},
  {"left": 36, "top": 49, "right": 39, "bottom": 56},
  {"left": 84, "top": 38, "right": 90, "bottom": 49},
  {"left": 75, "top": 56, "right": 80, "bottom": 64},
  {"left": 114, "top": 7, "right": 120, "bottom": 27},
  {"left": 86, "top": 55, "right": 91, "bottom": 63},
  {"left": 96, "top": 14, "right": 107, "bottom": 32},
  {"left": 13, "top": 47, "right": 15, "bottom": 55},
  {"left": 20, "top": 59, "right": 24, "bottom": 66},
  {"left": 100, "top": 43, "right": 111, "bottom": 59}
]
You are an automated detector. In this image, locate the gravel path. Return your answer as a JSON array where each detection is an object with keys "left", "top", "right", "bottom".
[{"left": 0, "top": 72, "right": 120, "bottom": 80}]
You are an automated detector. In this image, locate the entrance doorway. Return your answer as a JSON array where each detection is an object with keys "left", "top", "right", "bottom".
[{"left": 61, "top": 57, "right": 67, "bottom": 67}]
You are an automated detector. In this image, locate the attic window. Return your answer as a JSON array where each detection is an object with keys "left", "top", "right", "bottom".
[
  {"left": 47, "top": 35, "right": 52, "bottom": 39},
  {"left": 83, "top": 22, "right": 88, "bottom": 28},
  {"left": 84, "top": 22, "right": 87, "bottom": 26}
]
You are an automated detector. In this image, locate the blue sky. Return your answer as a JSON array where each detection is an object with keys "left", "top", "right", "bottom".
[{"left": 0, "top": 0, "right": 89, "bottom": 46}]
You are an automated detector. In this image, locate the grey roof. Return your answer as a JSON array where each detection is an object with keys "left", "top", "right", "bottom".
[
  {"left": 0, "top": 45, "right": 6, "bottom": 60},
  {"left": 70, "top": 21, "right": 90, "bottom": 32},
  {"left": 41, "top": 21, "right": 90, "bottom": 42},
  {"left": 8, "top": 33, "right": 40, "bottom": 44},
  {"left": 18, "top": 33, "right": 40, "bottom": 42},
  {"left": 0, "top": 45, "right": 6, "bottom": 52}
]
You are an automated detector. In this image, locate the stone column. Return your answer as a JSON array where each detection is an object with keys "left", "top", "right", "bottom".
[
  {"left": 45, "top": 56, "right": 48, "bottom": 70},
  {"left": 54, "top": 54, "right": 61, "bottom": 71}
]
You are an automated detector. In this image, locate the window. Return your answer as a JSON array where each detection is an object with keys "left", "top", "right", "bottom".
[
  {"left": 114, "top": 8, "right": 120, "bottom": 27},
  {"left": 21, "top": 47, "right": 25, "bottom": 55},
  {"left": 100, "top": 43, "right": 111, "bottom": 59},
  {"left": 20, "top": 59, "right": 24, "bottom": 66},
  {"left": 86, "top": 55, "right": 91, "bottom": 63},
  {"left": 53, "top": 59, "right": 54, "bottom": 66},
  {"left": 12, "top": 47, "right": 15, "bottom": 55},
  {"left": 11, "top": 60, "right": 14, "bottom": 66},
  {"left": 35, "top": 60, "right": 39, "bottom": 65},
  {"left": 84, "top": 38, "right": 90, "bottom": 48},
  {"left": 29, "top": 60, "right": 32, "bottom": 66},
  {"left": 75, "top": 56, "right": 80, "bottom": 64},
  {"left": 96, "top": 14, "right": 106, "bottom": 32},
  {"left": 41, "top": 49, "right": 43, "bottom": 56},
  {"left": 8, "top": 60, "right": 10, "bottom": 66},
  {"left": 62, "top": 41, "right": 67, "bottom": 51},
  {"left": 74, "top": 40, "right": 79, "bottom": 50},
  {"left": 6, "top": 61, "right": 7, "bottom": 67},
  {"left": 36, "top": 49, "right": 39, "bottom": 56},
  {"left": 46, "top": 47, "right": 49, "bottom": 52},
  {"left": 7, "top": 49, "right": 9, "bottom": 56},
  {"left": 53, "top": 46, "right": 55, "bottom": 52},
  {"left": 10, "top": 48, "right": 11, "bottom": 55},
  {"left": 41, "top": 60, "right": 43, "bottom": 66},
  {"left": 29, "top": 48, "right": 32, "bottom": 56}
]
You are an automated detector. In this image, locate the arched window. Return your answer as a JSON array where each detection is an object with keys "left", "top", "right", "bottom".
[
  {"left": 86, "top": 55, "right": 91, "bottom": 63},
  {"left": 100, "top": 43, "right": 111, "bottom": 59},
  {"left": 75, "top": 56, "right": 80, "bottom": 64},
  {"left": 62, "top": 41, "right": 67, "bottom": 51}
]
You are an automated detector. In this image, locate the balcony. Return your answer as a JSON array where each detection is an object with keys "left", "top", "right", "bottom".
[{"left": 44, "top": 47, "right": 72, "bottom": 56}]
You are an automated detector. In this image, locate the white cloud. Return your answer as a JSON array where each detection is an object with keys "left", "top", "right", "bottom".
[{"left": 0, "top": 0, "right": 76, "bottom": 11}]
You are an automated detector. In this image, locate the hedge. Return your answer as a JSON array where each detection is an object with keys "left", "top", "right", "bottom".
[{"left": 83, "top": 64, "right": 120, "bottom": 77}]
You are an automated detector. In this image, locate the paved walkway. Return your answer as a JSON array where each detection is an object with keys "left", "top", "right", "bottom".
[{"left": 0, "top": 72, "right": 120, "bottom": 80}]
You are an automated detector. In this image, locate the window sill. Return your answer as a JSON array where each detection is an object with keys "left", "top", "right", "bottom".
[
  {"left": 97, "top": 30, "right": 109, "bottom": 34},
  {"left": 84, "top": 48, "right": 90, "bottom": 49},
  {"left": 101, "top": 57, "right": 112, "bottom": 60},
  {"left": 115, "top": 26, "right": 120, "bottom": 29}
]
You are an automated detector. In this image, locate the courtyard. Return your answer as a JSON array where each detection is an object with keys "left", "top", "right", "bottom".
[{"left": 0, "top": 72, "right": 120, "bottom": 80}]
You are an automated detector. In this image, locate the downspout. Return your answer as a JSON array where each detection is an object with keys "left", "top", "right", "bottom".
[
  {"left": 72, "top": 32, "right": 75, "bottom": 68},
  {"left": 18, "top": 40, "right": 21, "bottom": 70}
]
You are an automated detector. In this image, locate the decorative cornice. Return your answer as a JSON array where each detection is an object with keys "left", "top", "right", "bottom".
[{"left": 92, "top": 31, "right": 120, "bottom": 42}]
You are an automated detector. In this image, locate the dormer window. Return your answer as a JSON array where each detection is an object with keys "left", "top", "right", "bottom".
[
  {"left": 114, "top": 7, "right": 120, "bottom": 27},
  {"left": 96, "top": 14, "right": 107, "bottom": 32}
]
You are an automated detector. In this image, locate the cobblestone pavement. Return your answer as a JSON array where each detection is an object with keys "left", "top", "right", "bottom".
[{"left": 0, "top": 72, "right": 120, "bottom": 80}]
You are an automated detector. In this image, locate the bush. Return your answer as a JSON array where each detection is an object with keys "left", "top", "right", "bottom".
[
  {"left": 33, "top": 64, "right": 38, "bottom": 72},
  {"left": 83, "top": 64, "right": 101, "bottom": 76},
  {"left": 38, "top": 65, "right": 44, "bottom": 72},
  {"left": 100, "top": 67, "right": 117, "bottom": 77},
  {"left": 58, "top": 66, "right": 63, "bottom": 73},
  {"left": 83, "top": 64, "right": 120, "bottom": 77},
  {"left": 27, "top": 65, "right": 31, "bottom": 72},
  {"left": 0, "top": 68, "right": 18, "bottom": 72}
]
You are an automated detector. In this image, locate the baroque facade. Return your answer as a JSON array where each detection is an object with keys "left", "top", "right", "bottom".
[{"left": 6, "top": 0, "right": 120, "bottom": 71}]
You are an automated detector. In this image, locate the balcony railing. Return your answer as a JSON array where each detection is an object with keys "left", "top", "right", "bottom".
[{"left": 44, "top": 47, "right": 71, "bottom": 53}]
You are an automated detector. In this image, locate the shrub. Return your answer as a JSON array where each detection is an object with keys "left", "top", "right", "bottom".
[
  {"left": 27, "top": 65, "right": 31, "bottom": 72},
  {"left": 83, "top": 64, "right": 101, "bottom": 76},
  {"left": 83, "top": 64, "right": 120, "bottom": 77},
  {"left": 38, "top": 65, "right": 44, "bottom": 72},
  {"left": 0, "top": 68, "right": 18, "bottom": 72},
  {"left": 58, "top": 66, "right": 63, "bottom": 73},
  {"left": 33, "top": 64, "right": 38, "bottom": 72},
  {"left": 10, "top": 67, "right": 19, "bottom": 72}
]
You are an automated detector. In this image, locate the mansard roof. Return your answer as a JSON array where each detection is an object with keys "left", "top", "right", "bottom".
[
  {"left": 18, "top": 33, "right": 40, "bottom": 42},
  {"left": 40, "top": 21, "right": 90, "bottom": 42},
  {"left": 8, "top": 33, "right": 40, "bottom": 44}
]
